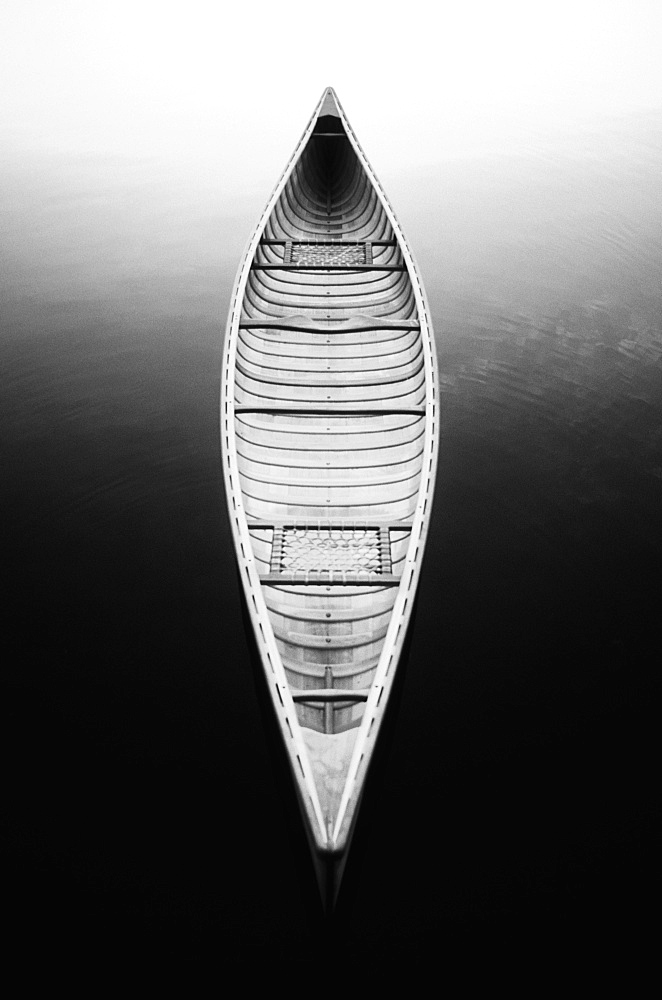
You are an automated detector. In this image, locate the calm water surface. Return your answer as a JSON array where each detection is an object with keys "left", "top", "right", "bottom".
[{"left": 2, "top": 114, "right": 661, "bottom": 969}]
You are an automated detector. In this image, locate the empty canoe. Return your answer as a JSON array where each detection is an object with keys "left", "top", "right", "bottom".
[{"left": 220, "top": 87, "right": 439, "bottom": 908}]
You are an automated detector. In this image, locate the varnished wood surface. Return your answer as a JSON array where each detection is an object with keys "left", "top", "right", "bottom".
[{"left": 221, "top": 89, "right": 438, "bottom": 899}]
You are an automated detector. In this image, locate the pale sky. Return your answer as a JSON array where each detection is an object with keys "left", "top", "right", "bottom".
[{"left": 2, "top": 0, "right": 662, "bottom": 195}]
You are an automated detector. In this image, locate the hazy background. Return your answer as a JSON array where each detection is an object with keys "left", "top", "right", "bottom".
[
  {"left": 2, "top": 0, "right": 661, "bottom": 978},
  {"left": 4, "top": 0, "right": 662, "bottom": 173}
]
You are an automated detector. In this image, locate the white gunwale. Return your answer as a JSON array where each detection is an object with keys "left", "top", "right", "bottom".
[{"left": 220, "top": 88, "right": 439, "bottom": 882}]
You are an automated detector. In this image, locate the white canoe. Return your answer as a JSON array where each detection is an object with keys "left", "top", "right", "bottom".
[{"left": 221, "top": 88, "right": 439, "bottom": 907}]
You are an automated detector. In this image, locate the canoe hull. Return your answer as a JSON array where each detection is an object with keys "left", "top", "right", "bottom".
[{"left": 221, "top": 88, "right": 439, "bottom": 906}]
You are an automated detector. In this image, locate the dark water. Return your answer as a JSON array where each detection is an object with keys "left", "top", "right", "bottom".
[{"left": 2, "top": 116, "right": 661, "bottom": 974}]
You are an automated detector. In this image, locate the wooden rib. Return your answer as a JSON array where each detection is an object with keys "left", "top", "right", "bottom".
[
  {"left": 233, "top": 405, "right": 425, "bottom": 415},
  {"left": 260, "top": 239, "right": 397, "bottom": 246},
  {"left": 259, "top": 573, "right": 400, "bottom": 586},
  {"left": 247, "top": 521, "right": 413, "bottom": 530},
  {"left": 239, "top": 317, "right": 419, "bottom": 331},
  {"left": 251, "top": 264, "right": 407, "bottom": 271},
  {"left": 291, "top": 689, "right": 370, "bottom": 703}
]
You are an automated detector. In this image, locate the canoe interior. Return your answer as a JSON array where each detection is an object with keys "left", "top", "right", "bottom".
[{"left": 222, "top": 90, "right": 438, "bottom": 877}]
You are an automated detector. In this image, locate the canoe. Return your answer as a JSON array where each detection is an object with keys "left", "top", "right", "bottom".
[{"left": 221, "top": 87, "right": 439, "bottom": 907}]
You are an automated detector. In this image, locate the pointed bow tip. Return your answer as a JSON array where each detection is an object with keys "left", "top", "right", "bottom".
[{"left": 318, "top": 87, "right": 342, "bottom": 119}]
